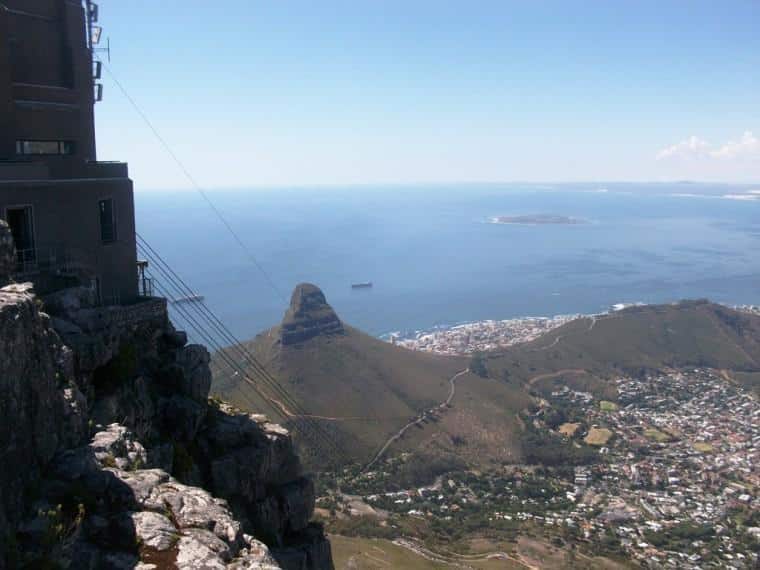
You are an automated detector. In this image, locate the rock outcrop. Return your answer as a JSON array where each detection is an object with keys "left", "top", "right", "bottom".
[
  {"left": 29, "top": 422, "right": 282, "bottom": 569},
  {"left": 280, "top": 284, "right": 343, "bottom": 346},
  {"left": 0, "top": 279, "right": 333, "bottom": 569},
  {"left": 0, "top": 283, "right": 87, "bottom": 558}
]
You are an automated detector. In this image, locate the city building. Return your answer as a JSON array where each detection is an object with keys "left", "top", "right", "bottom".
[{"left": 0, "top": 0, "right": 138, "bottom": 303}]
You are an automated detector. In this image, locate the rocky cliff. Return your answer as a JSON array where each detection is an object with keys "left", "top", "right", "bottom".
[
  {"left": 280, "top": 284, "right": 343, "bottom": 346},
  {"left": 0, "top": 274, "right": 333, "bottom": 568}
]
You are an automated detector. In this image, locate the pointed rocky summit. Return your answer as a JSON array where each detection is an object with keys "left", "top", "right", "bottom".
[{"left": 280, "top": 283, "right": 344, "bottom": 346}]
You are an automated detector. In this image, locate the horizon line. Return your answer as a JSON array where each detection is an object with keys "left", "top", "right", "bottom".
[{"left": 133, "top": 179, "right": 760, "bottom": 193}]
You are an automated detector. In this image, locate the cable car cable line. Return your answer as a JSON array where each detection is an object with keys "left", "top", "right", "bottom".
[
  {"left": 99, "top": 56, "right": 347, "bottom": 464},
  {"left": 99, "top": 58, "right": 287, "bottom": 304},
  {"left": 146, "top": 270, "right": 341, "bottom": 465},
  {"left": 137, "top": 239, "right": 348, "bottom": 465}
]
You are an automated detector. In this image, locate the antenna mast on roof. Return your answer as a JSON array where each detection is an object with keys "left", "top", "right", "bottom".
[{"left": 84, "top": 1, "right": 109, "bottom": 103}]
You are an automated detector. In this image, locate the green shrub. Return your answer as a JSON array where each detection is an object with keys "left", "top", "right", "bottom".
[{"left": 469, "top": 352, "right": 488, "bottom": 378}]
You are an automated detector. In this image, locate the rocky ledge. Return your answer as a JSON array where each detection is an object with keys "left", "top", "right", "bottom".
[
  {"left": 0, "top": 281, "right": 333, "bottom": 569},
  {"left": 34, "top": 422, "right": 282, "bottom": 569},
  {"left": 280, "top": 284, "right": 344, "bottom": 346}
]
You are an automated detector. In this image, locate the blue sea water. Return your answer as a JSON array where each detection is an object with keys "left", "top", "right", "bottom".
[{"left": 135, "top": 183, "right": 760, "bottom": 343}]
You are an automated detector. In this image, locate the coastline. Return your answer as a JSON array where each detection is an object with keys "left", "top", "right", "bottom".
[{"left": 381, "top": 302, "right": 760, "bottom": 356}]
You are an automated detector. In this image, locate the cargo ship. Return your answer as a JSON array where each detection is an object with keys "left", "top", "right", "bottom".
[{"left": 351, "top": 282, "right": 373, "bottom": 289}]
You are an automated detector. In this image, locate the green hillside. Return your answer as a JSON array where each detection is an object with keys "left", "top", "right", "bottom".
[
  {"left": 212, "top": 293, "right": 760, "bottom": 470},
  {"left": 212, "top": 323, "right": 530, "bottom": 468},
  {"left": 486, "top": 300, "right": 760, "bottom": 397}
]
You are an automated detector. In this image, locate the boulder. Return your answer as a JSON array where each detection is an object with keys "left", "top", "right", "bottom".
[
  {"left": 37, "top": 425, "right": 285, "bottom": 569},
  {"left": 146, "top": 481, "right": 241, "bottom": 545},
  {"left": 90, "top": 423, "right": 148, "bottom": 470},
  {"left": 131, "top": 511, "right": 177, "bottom": 551},
  {"left": 202, "top": 405, "right": 301, "bottom": 493},
  {"left": 176, "top": 529, "right": 232, "bottom": 568},
  {"left": 229, "top": 536, "right": 281, "bottom": 569}
]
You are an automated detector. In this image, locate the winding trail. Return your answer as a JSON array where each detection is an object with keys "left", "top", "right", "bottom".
[
  {"left": 530, "top": 334, "right": 563, "bottom": 352},
  {"left": 269, "top": 395, "right": 376, "bottom": 422},
  {"left": 530, "top": 316, "right": 600, "bottom": 352},
  {"left": 364, "top": 369, "right": 470, "bottom": 471},
  {"left": 392, "top": 538, "right": 536, "bottom": 569}
]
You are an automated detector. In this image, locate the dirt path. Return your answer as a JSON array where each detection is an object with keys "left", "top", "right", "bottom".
[
  {"left": 269, "top": 393, "right": 375, "bottom": 421},
  {"left": 530, "top": 314, "right": 608, "bottom": 352},
  {"left": 530, "top": 334, "right": 563, "bottom": 352},
  {"left": 392, "top": 538, "right": 536, "bottom": 569},
  {"left": 364, "top": 369, "right": 470, "bottom": 471}
]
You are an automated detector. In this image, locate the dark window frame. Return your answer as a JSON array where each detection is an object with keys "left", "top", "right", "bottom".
[
  {"left": 15, "top": 140, "right": 76, "bottom": 156},
  {"left": 4, "top": 204, "right": 37, "bottom": 266},
  {"left": 98, "top": 198, "right": 117, "bottom": 244}
]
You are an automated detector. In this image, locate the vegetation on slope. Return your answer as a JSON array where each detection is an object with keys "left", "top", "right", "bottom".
[
  {"left": 212, "top": 298, "right": 760, "bottom": 470},
  {"left": 485, "top": 300, "right": 760, "bottom": 399}
]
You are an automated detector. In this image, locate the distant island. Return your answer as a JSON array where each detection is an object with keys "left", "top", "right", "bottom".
[{"left": 488, "top": 214, "right": 586, "bottom": 225}]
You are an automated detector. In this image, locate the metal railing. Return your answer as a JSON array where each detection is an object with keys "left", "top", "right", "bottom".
[
  {"left": 14, "top": 245, "right": 97, "bottom": 281},
  {"left": 138, "top": 276, "right": 155, "bottom": 298},
  {"left": 10, "top": 244, "right": 159, "bottom": 307}
]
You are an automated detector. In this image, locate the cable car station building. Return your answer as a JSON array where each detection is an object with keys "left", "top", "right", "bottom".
[{"left": 0, "top": 0, "right": 138, "bottom": 303}]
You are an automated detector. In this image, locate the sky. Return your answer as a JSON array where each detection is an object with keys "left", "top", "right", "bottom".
[{"left": 93, "top": 0, "right": 760, "bottom": 190}]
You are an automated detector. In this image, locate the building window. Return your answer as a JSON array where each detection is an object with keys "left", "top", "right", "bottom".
[
  {"left": 99, "top": 199, "right": 116, "bottom": 243},
  {"left": 15, "top": 140, "right": 76, "bottom": 156},
  {"left": 5, "top": 206, "right": 36, "bottom": 271}
]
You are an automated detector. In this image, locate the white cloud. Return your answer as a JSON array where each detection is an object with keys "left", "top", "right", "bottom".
[
  {"left": 656, "top": 136, "right": 710, "bottom": 160},
  {"left": 656, "top": 131, "right": 760, "bottom": 162},
  {"left": 711, "top": 131, "right": 759, "bottom": 159}
]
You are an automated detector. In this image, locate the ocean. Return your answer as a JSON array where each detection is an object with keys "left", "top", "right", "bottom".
[{"left": 135, "top": 183, "right": 760, "bottom": 343}]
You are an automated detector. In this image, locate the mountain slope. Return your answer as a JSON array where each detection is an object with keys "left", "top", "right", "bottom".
[
  {"left": 485, "top": 300, "right": 760, "bottom": 397},
  {"left": 211, "top": 284, "right": 531, "bottom": 468},
  {"left": 212, "top": 290, "right": 760, "bottom": 470}
]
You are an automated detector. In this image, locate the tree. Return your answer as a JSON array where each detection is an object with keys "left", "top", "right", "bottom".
[{"left": 469, "top": 351, "right": 488, "bottom": 378}]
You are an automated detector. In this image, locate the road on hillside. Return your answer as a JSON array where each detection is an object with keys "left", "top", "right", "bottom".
[
  {"left": 364, "top": 368, "right": 470, "bottom": 471},
  {"left": 392, "top": 538, "right": 537, "bottom": 569}
]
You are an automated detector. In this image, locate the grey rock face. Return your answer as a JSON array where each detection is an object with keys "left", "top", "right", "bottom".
[
  {"left": 176, "top": 530, "right": 230, "bottom": 569},
  {"left": 117, "top": 468, "right": 172, "bottom": 506},
  {"left": 91, "top": 423, "right": 148, "bottom": 470},
  {"left": 280, "top": 284, "right": 344, "bottom": 346},
  {"left": 43, "top": 286, "right": 98, "bottom": 316},
  {"left": 38, "top": 425, "right": 284, "bottom": 569},
  {"left": 131, "top": 511, "right": 177, "bottom": 550},
  {"left": 194, "top": 405, "right": 330, "bottom": 569},
  {"left": 0, "top": 283, "right": 87, "bottom": 545},
  {"left": 1, "top": 283, "right": 333, "bottom": 570},
  {"left": 177, "top": 344, "right": 213, "bottom": 402},
  {"left": 202, "top": 404, "right": 301, "bottom": 495},
  {"left": 147, "top": 481, "right": 241, "bottom": 545},
  {"left": 229, "top": 536, "right": 282, "bottom": 570},
  {"left": 159, "top": 395, "right": 208, "bottom": 442}
]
